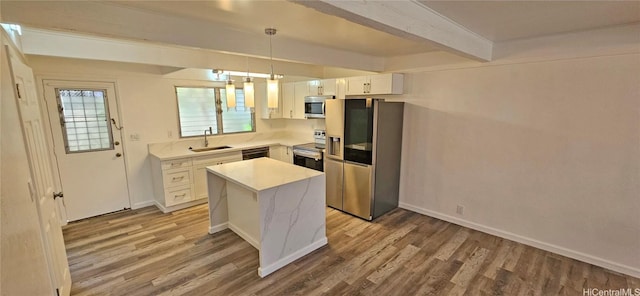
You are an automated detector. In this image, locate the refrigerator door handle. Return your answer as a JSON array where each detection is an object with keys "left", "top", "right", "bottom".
[
  {"left": 344, "top": 160, "right": 369, "bottom": 167},
  {"left": 326, "top": 155, "right": 342, "bottom": 161}
]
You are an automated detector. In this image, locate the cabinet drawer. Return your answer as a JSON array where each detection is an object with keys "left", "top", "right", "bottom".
[
  {"left": 192, "top": 152, "right": 242, "bottom": 166},
  {"left": 162, "top": 168, "right": 191, "bottom": 187},
  {"left": 161, "top": 159, "right": 192, "bottom": 170},
  {"left": 165, "top": 186, "right": 193, "bottom": 207}
]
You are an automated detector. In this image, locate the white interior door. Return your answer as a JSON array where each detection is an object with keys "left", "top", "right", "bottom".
[
  {"left": 43, "top": 80, "right": 130, "bottom": 221},
  {"left": 8, "top": 50, "right": 72, "bottom": 296}
]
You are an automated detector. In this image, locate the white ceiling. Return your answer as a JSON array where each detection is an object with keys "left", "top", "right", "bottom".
[
  {"left": 422, "top": 1, "right": 640, "bottom": 42},
  {"left": 2, "top": 0, "right": 639, "bottom": 69}
]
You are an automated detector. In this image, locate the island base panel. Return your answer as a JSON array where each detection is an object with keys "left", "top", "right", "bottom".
[
  {"left": 227, "top": 182, "right": 261, "bottom": 248},
  {"left": 207, "top": 173, "right": 229, "bottom": 230},
  {"left": 257, "top": 237, "right": 327, "bottom": 278}
]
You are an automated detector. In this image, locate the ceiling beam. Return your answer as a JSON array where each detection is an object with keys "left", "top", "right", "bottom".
[
  {"left": 2, "top": 1, "right": 385, "bottom": 71},
  {"left": 20, "top": 28, "right": 325, "bottom": 78},
  {"left": 293, "top": 0, "right": 493, "bottom": 62}
]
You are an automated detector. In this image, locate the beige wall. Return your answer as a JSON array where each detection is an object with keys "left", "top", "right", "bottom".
[{"left": 397, "top": 53, "right": 640, "bottom": 276}]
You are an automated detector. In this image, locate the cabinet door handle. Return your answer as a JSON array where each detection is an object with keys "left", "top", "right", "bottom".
[
  {"left": 172, "top": 176, "right": 184, "bottom": 181},
  {"left": 174, "top": 193, "right": 187, "bottom": 199}
]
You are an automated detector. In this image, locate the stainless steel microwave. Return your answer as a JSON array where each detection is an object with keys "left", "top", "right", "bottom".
[{"left": 304, "top": 95, "right": 334, "bottom": 119}]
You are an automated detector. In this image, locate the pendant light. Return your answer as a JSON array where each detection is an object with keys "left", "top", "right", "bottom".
[
  {"left": 243, "top": 57, "right": 255, "bottom": 112},
  {"left": 244, "top": 77, "right": 255, "bottom": 111},
  {"left": 265, "top": 28, "right": 279, "bottom": 109},
  {"left": 225, "top": 78, "right": 236, "bottom": 109}
]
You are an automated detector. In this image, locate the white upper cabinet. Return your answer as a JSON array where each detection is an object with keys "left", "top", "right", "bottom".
[
  {"left": 262, "top": 74, "right": 401, "bottom": 119},
  {"left": 292, "top": 81, "right": 308, "bottom": 119},
  {"left": 345, "top": 73, "right": 403, "bottom": 96},
  {"left": 280, "top": 81, "right": 307, "bottom": 119},
  {"left": 308, "top": 79, "right": 337, "bottom": 96},
  {"left": 282, "top": 82, "right": 295, "bottom": 119}
]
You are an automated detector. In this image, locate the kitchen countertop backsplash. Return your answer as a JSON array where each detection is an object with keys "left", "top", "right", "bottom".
[{"left": 148, "top": 131, "right": 312, "bottom": 160}]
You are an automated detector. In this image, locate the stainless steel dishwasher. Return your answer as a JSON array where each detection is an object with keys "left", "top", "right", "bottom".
[{"left": 242, "top": 146, "right": 270, "bottom": 160}]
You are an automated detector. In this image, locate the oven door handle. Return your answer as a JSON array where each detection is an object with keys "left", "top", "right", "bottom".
[{"left": 293, "top": 149, "right": 322, "bottom": 161}]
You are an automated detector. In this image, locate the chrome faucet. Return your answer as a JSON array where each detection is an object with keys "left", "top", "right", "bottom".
[{"left": 204, "top": 126, "right": 213, "bottom": 147}]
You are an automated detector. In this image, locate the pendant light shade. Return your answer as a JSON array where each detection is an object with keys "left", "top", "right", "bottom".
[
  {"left": 265, "top": 27, "right": 279, "bottom": 109},
  {"left": 243, "top": 77, "right": 255, "bottom": 109},
  {"left": 225, "top": 79, "right": 236, "bottom": 109},
  {"left": 267, "top": 76, "right": 279, "bottom": 109}
]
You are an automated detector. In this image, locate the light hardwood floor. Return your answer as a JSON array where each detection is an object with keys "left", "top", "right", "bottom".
[{"left": 63, "top": 204, "right": 639, "bottom": 295}]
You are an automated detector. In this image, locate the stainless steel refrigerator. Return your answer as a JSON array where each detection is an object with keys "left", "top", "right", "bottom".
[{"left": 325, "top": 98, "right": 404, "bottom": 220}]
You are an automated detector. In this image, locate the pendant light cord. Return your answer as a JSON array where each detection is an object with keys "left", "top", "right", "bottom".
[
  {"left": 269, "top": 33, "right": 274, "bottom": 77},
  {"left": 246, "top": 57, "right": 249, "bottom": 78},
  {"left": 265, "top": 27, "right": 276, "bottom": 78}
]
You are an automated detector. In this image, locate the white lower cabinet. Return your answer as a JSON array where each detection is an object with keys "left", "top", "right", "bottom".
[
  {"left": 151, "top": 151, "right": 242, "bottom": 213},
  {"left": 165, "top": 186, "right": 193, "bottom": 207},
  {"left": 269, "top": 145, "right": 293, "bottom": 163}
]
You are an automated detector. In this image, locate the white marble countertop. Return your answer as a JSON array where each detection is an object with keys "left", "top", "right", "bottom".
[
  {"left": 149, "top": 137, "right": 310, "bottom": 161},
  {"left": 206, "top": 157, "right": 324, "bottom": 192}
]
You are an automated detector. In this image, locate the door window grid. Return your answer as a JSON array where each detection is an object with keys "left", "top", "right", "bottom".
[{"left": 56, "top": 89, "right": 114, "bottom": 153}]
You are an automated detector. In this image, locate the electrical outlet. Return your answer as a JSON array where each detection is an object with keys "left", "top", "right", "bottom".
[
  {"left": 456, "top": 205, "right": 464, "bottom": 215},
  {"left": 130, "top": 133, "right": 140, "bottom": 141},
  {"left": 167, "top": 130, "right": 173, "bottom": 138}
]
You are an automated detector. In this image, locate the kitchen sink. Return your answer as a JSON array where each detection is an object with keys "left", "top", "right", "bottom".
[{"left": 190, "top": 145, "right": 232, "bottom": 152}]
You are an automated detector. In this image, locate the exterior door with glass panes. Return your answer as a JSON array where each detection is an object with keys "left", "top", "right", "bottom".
[{"left": 42, "top": 80, "right": 130, "bottom": 221}]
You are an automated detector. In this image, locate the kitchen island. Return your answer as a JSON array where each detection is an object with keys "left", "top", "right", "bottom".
[{"left": 206, "top": 157, "right": 326, "bottom": 277}]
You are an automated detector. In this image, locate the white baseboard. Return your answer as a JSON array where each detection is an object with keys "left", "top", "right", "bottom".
[
  {"left": 208, "top": 223, "right": 228, "bottom": 234},
  {"left": 154, "top": 199, "right": 207, "bottom": 214},
  {"left": 258, "top": 237, "right": 328, "bottom": 278},
  {"left": 399, "top": 202, "right": 640, "bottom": 278},
  {"left": 228, "top": 222, "right": 260, "bottom": 250},
  {"left": 131, "top": 200, "right": 155, "bottom": 209}
]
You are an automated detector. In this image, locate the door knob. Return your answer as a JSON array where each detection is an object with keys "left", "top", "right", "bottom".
[
  {"left": 53, "top": 192, "right": 63, "bottom": 200},
  {"left": 116, "top": 153, "right": 122, "bottom": 157},
  {"left": 114, "top": 141, "right": 120, "bottom": 145}
]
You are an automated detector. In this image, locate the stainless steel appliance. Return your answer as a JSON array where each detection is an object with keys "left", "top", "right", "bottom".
[
  {"left": 325, "top": 99, "right": 404, "bottom": 220},
  {"left": 292, "top": 130, "right": 325, "bottom": 172},
  {"left": 242, "top": 146, "right": 269, "bottom": 160},
  {"left": 304, "top": 95, "right": 334, "bottom": 119}
]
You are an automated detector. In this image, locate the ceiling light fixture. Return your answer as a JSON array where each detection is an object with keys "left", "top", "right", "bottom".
[
  {"left": 243, "top": 57, "right": 255, "bottom": 112},
  {"left": 212, "top": 69, "right": 282, "bottom": 80},
  {"left": 265, "top": 27, "right": 279, "bottom": 109},
  {"left": 225, "top": 78, "right": 236, "bottom": 109}
]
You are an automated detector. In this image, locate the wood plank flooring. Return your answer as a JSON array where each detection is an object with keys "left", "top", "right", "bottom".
[{"left": 63, "top": 205, "right": 639, "bottom": 295}]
